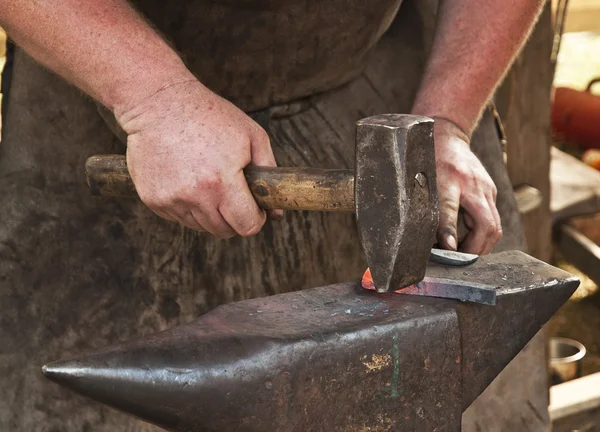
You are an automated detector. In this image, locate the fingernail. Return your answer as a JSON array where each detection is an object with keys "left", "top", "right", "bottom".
[
  {"left": 446, "top": 235, "right": 457, "bottom": 251},
  {"left": 270, "top": 210, "right": 284, "bottom": 221}
]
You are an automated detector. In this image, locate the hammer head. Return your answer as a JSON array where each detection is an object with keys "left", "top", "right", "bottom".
[{"left": 355, "top": 114, "right": 438, "bottom": 293}]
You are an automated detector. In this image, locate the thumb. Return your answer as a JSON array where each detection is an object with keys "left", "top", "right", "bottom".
[
  {"left": 250, "top": 127, "right": 277, "bottom": 168},
  {"left": 250, "top": 127, "right": 283, "bottom": 220},
  {"left": 437, "top": 184, "right": 461, "bottom": 250}
]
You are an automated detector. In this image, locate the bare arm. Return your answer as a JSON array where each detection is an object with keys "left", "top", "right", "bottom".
[
  {"left": 0, "top": 1, "right": 278, "bottom": 237},
  {"left": 412, "top": 0, "right": 544, "bottom": 254},
  {"left": 0, "top": 1, "right": 189, "bottom": 114},
  {"left": 413, "top": 0, "right": 544, "bottom": 133}
]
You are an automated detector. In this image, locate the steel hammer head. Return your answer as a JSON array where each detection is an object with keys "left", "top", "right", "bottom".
[{"left": 355, "top": 114, "right": 438, "bottom": 293}]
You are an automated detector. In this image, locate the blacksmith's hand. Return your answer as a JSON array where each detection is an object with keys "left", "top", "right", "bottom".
[
  {"left": 434, "top": 118, "right": 502, "bottom": 255},
  {"left": 117, "top": 80, "right": 281, "bottom": 238}
]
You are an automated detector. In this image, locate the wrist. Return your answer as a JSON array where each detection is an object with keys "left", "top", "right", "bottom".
[
  {"left": 411, "top": 103, "right": 474, "bottom": 140},
  {"left": 110, "top": 53, "right": 196, "bottom": 123},
  {"left": 431, "top": 116, "right": 471, "bottom": 144},
  {"left": 114, "top": 73, "right": 203, "bottom": 135},
  {"left": 411, "top": 86, "right": 480, "bottom": 139}
]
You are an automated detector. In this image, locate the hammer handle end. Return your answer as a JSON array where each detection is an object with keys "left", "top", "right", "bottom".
[{"left": 86, "top": 155, "right": 136, "bottom": 197}]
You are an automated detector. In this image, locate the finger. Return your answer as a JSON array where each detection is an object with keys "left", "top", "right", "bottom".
[
  {"left": 459, "top": 196, "right": 498, "bottom": 255},
  {"left": 161, "top": 205, "right": 207, "bottom": 232},
  {"left": 219, "top": 171, "right": 267, "bottom": 237},
  {"left": 464, "top": 192, "right": 502, "bottom": 255},
  {"left": 492, "top": 185, "right": 498, "bottom": 201},
  {"left": 177, "top": 210, "right": 207, "bottom": 232},
  {"left": 250, "top": 127, "right": 277, "bottom": 167},
  {"left": 188, "top": 207, "right": 236, "bottom": 238},
  {"left": 136, "top": 188, "right": 179, "bottom": 223},
  {"left": 267, "top": 209, "right": 284, "bottom": 221},
  {"left": 146, "top": 205, "right": 190, "bottom": 233},
  {"left": 151, "top": 208, "right": 178, "bottom": 223},
  {"left": 456, "top": 209, "right": 471, "bottom": 242},
  {"left": 486, "top": 191, "right": 501, "bottom": 230},
  {"left": 463, "top": 211, "right": 475, "bottom": 230},
  {"left": 485, "top": 195, "right": 503, "bottom": 254},
  {"left": 250, "top": 128, "right": 284, "bottom": 220},
  {"left": 437, "top": 184, "right": 461, "bottom": 250}
]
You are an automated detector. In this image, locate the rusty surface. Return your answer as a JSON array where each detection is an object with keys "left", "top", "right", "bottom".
[
  {"left": 355, "top": 115, "right": 438, "bottom": 293},
  {"left": 43, "top": 251, "right": 578, "bottom": 432}
]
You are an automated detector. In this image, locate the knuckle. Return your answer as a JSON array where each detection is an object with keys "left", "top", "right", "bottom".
[
  {"left": 438, "top": 162, "right": 461, "bottom": 183},
  {"left": 141, "top": 190, "right": 172, "bottom": 209},
  {"left": 485, "top": 221, "right": 502, "bottom": 240},
  {"left": 456, "top": 162, "right": 476, "bottom": 178},
  {"left": 196, "top": 173, "right": 224, "bottom": 193},
  {"left": 485, "top": 220, "right": 497, "bottom": 235},
  {"left": 468, "top": 171, "right": 481, "bottom": 184},
  {"left": 495, "top": 227, "right": 504, "bottom": 241},
  {"left": 240, "top": 220, "right": 264, "bottom": 237},
  {"left": 177, "top": 175, "right": 225, "bottom": 205},
  {"left": 438, "top": 224, "right": 457, "bottom": 238},
  {"left": 479, "top": 172, "right": 494, "bottom": 186},
  {"left": 171, "top": 187, "right": 196, "bottom": 206},
  {"left": 449, "top": 164, "right": 469, "bottom": 180},
  {"left": 439, "top": 211, "right": 458, "bottom": 226},
  {"left": 490, "top": 183, "right": 498, "bottom": 197},
  {"left": 255, "top": 127, "right": 270, "bottom": 144},
  {"left": 216, "top": 230, "right": 236, "bottom": 240},
  {"left": 137, "top": 190, "right": 154, "bottom": 207}
]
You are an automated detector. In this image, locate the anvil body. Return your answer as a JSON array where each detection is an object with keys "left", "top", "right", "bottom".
[{"left": 44, "top": 251, "right": 578, "bottom": 431}]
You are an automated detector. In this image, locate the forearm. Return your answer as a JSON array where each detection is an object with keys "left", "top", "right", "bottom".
[
  {"left": 0, "top": 0, "right": 193, "bottom": 116},
  {"left": 412, "top": 0, "right": 545, "bottom": 136}
]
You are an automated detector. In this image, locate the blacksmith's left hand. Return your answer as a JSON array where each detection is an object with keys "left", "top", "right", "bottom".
[{"left": 433, "top": 118, "right": 502, "bottom": 255}]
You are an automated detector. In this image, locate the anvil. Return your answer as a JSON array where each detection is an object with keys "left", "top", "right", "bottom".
[{"left": 43, "top": 251, "right": 578, "bottom": 431}]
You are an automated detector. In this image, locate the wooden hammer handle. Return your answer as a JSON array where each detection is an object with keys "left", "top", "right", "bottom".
[{"left": 85, "top": 155, "right": 355, "bottom": 212}]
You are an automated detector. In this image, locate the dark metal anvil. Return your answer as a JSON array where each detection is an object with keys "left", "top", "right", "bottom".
[{"left": 43, "top": 251, "right": 578, "bottom": 432}]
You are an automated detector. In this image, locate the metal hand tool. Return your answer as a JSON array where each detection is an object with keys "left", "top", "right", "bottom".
[
  {"left": 86, "top": 114, "right": 439, "bottom": 293},
  {"left": 429, "top": 248, "right": 478, "bottom": 266}
]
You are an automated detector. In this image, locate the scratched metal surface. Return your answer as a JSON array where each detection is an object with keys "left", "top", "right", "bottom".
[
  {"left": 45, "top": 286, "right": 462, "bottom": 432},
  {"left": 43, "top": 251, "right": 578, "bottom": 431},
  {"left": 451, "top": 251, "right": 580, "bottom": 409},
  {"left": 355, "top": 115, "right": 438, "bottom": 292}
]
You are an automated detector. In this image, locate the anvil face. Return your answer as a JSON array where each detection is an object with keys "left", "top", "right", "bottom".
[{"left": 43, "top": 251, "right": 578, "bottom": 432}]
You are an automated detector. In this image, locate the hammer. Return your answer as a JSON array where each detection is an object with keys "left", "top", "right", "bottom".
[{"left": 86, "top": 114, "right": 449, "bottom": 293}]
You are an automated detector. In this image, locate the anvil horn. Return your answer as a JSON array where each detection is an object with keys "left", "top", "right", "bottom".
[{"left": 43, "top": 251, "right": 578, "bottom": 432}]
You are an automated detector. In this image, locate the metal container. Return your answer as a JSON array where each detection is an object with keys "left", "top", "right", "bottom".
[
  {"left": 550, "top": 337, "right": 586, "bottom": 384},
  {"left": 552, "top": 78, "right": 600, "bottom": 149}
]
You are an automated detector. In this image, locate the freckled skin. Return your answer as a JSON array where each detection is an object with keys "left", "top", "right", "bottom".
[
  {"left": 412, "top": 0, "right": 544, "bottom": 254},
  {"left": 0, "top": 0, "right": 543, "bottom": 252}
]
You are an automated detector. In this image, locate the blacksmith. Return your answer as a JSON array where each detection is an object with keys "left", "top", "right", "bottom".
[{"left": 0, "top": 0, "right": 544, "bottom": 430}]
